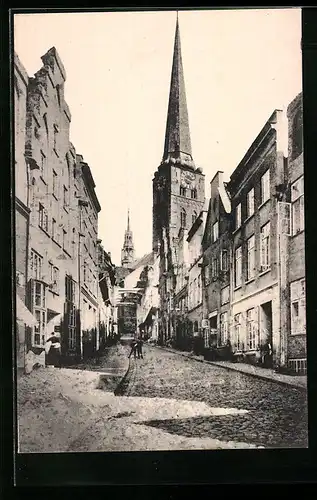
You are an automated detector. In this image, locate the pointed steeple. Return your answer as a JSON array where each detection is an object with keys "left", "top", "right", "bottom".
[
  {"left": 121, "top": 209, "right": 135, "bottom": 268},
  {"left": 162, "top": 12, "right": 195, "bottom": 169}
]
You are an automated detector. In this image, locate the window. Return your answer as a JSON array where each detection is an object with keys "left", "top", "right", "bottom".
[
  {"left": 56, "top": 84, "right": 61, "bottom": 107},
  {"left": 63, "top": 185, "right": 69, "bottom": 209},
  {"left": 180, "top": 208, "right": 186, "bottom": 228},
  {"left": 234, "top": 313, "right": 242, "bottom": 351},
  {"left": 43, "top": 113, "right": 48, "bottom": 136},
  {"left": 260, "top": 170, "right": 270, "bottom": 205},
  {"left": 247, "top": 188, "right": 255, "bottom": 218},
  {"left": 235, "top": 203, "right": 241, "bottom": 229},
  {"left": 291, "top": 176, "right": 304, "bottom": 235},
  {"left": 40, "top": 150, "right": 46, "bottom": 179},
  {"left": 247, "top": 235, "right": 255, "bottom": 280},
  {"left": 62, "top": 229, "right": 67, "bottom": 251},
  {"left": 30, "top": 250, "right": 43, "bottom": 280},
  {"left": 212, "top": 258, "right": 219, "bottom": 279},
  {"left": 180, "top": 186, "right": 186, "bottom": 196},
  {"left": 290, "top": 279, "right": 306, "bottom": 335},
  {"left": 52, "top": 218, "right": 56, "bottom": 240},
  {"left": 212, "top": 221, "right": 219, "bottom": 242},
  {"left": 221, "top": 249, "right": 228, "bottom": 272},
  {"left": 191, "top": 188, "right": 197, "bottom": 199},
  {"left": 204, "top": 265, "right": 210, "bottom": 286},
  {"left": 192, "top": 211, "right": 197, "bottom": 225},
  {"left": 234, "top": 246, "right": 242, "bottom": 287},
  {"left": 247, "top": 308, "right": 257, "bottom": 350},
  {"left": 83, "top": 261, "right": 87, "bottom": 284},
  {"left": 31, "top": 280, "right": 46, "bottom": 347},
  {"left": 260, "top": 222, "right": 270, "bottom": 271},
  {"left": 53, "top": 170, "right": 58, "bottom": 198},
  {"left": 53, "top": 124, "right": 59, "bottom": 155},
  {"left": 198, "top": 274, "right": 202, "bottom": 305},
  {"left": 221, "top": 286, "right": 230, "bottom": 305},
  {"left": 65, "top": 275, "right": 76, "bottom": 350},
  {"left": 220, "top": 312, "right": 228, "bottom": 345},
  {"left": 49, "top": 263, "right": 59, "bottom": 293},
  {"left": 292, "top": 108, "right": 303, "bottom": 160},
  {"left": 38, "top": 203, "right": 48, "bottom": 232},
  {"left": 72, "top": 228, "right": 76, "bottom": 258}
]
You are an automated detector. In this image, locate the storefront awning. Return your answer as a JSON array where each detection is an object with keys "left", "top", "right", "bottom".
[{"left": 16, "top": 295, "right": 38, "bottom": 327}]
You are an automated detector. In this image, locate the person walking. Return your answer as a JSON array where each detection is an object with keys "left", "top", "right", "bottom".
[
  {"left": 128, "top": 339, "right": 138, "bottom": 359},
  {"left": 136, "top": 336, "right": 143, "bottom": 359},
  {"left": 45, "top": 332, "right": 62, "bottom": 368}
]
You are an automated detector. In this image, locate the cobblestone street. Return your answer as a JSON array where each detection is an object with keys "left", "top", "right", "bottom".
[{"left": 125, "top": 345, "right": 308, "bottom": 449}]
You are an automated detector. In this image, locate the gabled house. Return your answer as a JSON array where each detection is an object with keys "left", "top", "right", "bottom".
[{"left": 201, "top": 172, "right": 232, "bottom": 358}]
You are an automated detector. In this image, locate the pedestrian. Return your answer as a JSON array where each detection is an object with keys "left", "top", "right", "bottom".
[
  {"left": 45, "top": 332, "right": 62, "bottom": 368},
  {"left": 128, "top": 339, "right": 138, "bottom": 359},
  {"left": 136, "top": 336, "right": 143, "bottom": 359}
]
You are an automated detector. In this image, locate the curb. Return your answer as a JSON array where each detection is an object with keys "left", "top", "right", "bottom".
[{"left": 153, "top": 345, "right": 307, "bottom": 391}]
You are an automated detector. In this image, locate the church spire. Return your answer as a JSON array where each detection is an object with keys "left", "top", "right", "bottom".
[
  {"left": 121, "top": 209, "right": 135, "bottom": 268},
  {"left": 162, "top": 12, "right": 195, "bottom": 169}
]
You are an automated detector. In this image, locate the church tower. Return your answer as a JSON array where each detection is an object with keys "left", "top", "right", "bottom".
[
  {"left": 121, "top": 209, "right": 135, "bottom": 268},
  {"left": 152, "top": 13, "right": 205, "bottom": 263}
]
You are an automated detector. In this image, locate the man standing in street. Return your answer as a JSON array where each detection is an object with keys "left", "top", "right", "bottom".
[
  {"left": 45, "top": 332, "right": 62, "bottom": 368},
  {"left": 136, "top": 336, "right": 143, "bottom": 359}
]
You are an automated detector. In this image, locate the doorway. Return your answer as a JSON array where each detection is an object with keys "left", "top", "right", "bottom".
[{"left": 260, "top": 301, "right": 273, "bottom": 368}]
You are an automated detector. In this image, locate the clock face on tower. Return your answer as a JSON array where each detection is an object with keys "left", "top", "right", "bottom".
[{"left": 180, "top": 170, "right": 196, "bottom": 189}]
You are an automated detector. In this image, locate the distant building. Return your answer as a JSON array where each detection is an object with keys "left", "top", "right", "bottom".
[
  {"left": 97, "top": 241, "right": 117, "bottom": 348},
  {"left": 201, "top": 172, "right": 231, "bottom": 356},
  {"left": 152, "top": 17, "right": 205, "bottom": 344},
  {"left": 121, "top": 210, "right": 135, "bottom": 268}
]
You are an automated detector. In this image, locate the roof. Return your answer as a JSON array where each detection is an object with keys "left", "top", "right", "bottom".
[
  {"left": 161, "top": 16, "right": 195, "bottom": 169},
  {"left": 130, "top": 252, "right": 154, "bottom": 270}
]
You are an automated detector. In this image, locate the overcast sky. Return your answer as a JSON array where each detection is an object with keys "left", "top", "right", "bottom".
[{"left": 14, "top": 8, "right": 302, "bottom": 266}]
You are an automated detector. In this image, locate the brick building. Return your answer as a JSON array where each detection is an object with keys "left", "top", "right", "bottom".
[
  {"left": 226, "top": 109, "right": 288, "bottom": 368},
  {"left": 186, "top": 203, "right": 208, "bottom": 352},
  {"left": 15, "top": 47, "right": 102, "bottom": 367},
  {"left": 75, "top": 154, "right": 101, "bottom": 360},
  {"left": 152, "top": 16, "right": 205, "bottom": 344},
  {"left": 14, "top": 53, "right": 37, "bottom": 373},
  {"left": 201, "top": 172, "right": 231, "bottom": 356},
  {"left": 286, "top": 93, "right": 306, "bottom": 374},
  {"left": 97, "top": 241, "right": 117, "bottom": 347}
]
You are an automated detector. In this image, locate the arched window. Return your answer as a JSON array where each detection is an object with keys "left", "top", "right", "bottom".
[
  {"left": 192, "top": 211, "right": 197, "bottom": 225},
  {"left": 180, "top": 208, "right": 186, "bottom": 229},
  {"left": 292, "top": 108, "right": 303, "bottom": 160},
  {"left": 191, "top": 188, "right": 197, "bottom": 199}
]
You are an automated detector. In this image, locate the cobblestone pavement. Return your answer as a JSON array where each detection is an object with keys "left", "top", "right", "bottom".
[{"left": 126, "top": 345, "right": 308, "bottom": 449}]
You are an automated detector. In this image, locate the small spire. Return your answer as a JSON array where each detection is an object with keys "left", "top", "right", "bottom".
[{"left": 127, "top": 208, "right": 130, "bottom": 231}]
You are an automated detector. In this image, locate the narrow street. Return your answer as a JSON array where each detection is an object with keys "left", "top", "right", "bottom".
[
  {"left": 18, "top": 342, "right": 308, "bottom": 452},
  {"left": 124, "top": 345, "right": 308, "bottom": 449}
]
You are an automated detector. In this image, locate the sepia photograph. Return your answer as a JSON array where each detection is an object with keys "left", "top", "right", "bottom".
[{"left": 13, "top": 7, "right": 308, "bottom": 454}]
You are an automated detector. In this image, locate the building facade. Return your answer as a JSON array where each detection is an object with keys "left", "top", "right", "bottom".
[
  {"left": 76, "top": 154, "right": 101, "bottom": 360},
  {"left": 201, "top": 172, "right": 231, "bottom": 356},
  {"left": 286, "top": 93, "right": 306, "bottom": 374},
  {"left": 226, "top": 109, "right": 288, "bottom": 368},
  {"left": 15, "top": 47, "right": 102, "bottom": 368},
  {"left": 97, "top": 241, "right": 117, "bottom": 348},
  {"left": 14, "top": 53, "right": 35, "bottom": 373},
  {"left": 186, "top": 205, "right": 208, "bottom": 352}
]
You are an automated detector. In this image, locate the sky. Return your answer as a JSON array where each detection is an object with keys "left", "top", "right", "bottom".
[{"left": 14, "top": 8, "right": 302, "bottom": 266}]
